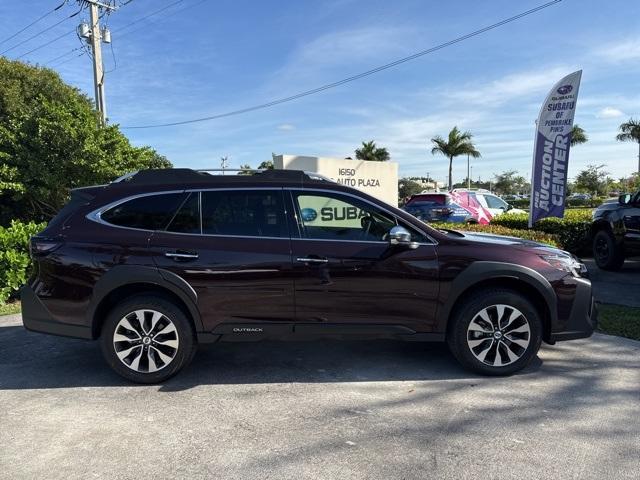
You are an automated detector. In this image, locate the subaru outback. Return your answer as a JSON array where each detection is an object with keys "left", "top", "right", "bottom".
[{"left": 22, "top": 169, "right": 596, "bottom": 383}]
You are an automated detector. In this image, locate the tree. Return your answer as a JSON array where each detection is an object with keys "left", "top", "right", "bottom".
[
  {"left": 258, "top": 160, "right": 274, "bottom": 170},
  {"left": 570, "top": 124, "right": 588, "bottom": 147},
  {"left": 430, "top": 126, "right": 480, "bottom": 191},
  {"left": 0, "top": 58, "right": 170, "bottom": 225},
  {"left": 398, "top": 178, "right": 423, "bottom": 204},
  {"left": 574, "top": 164, "right": 609, "bottom": 195},
  {"left": 237, "top": 164, "right": 253, "bottom": 175},
  {"left": 492, "top": 170, "right": 530, "bottom": 195},
  {"left": 355, "top": 140, "right": 390, "bottom": 162},
  {"left": 615, "top": 118, "right": 640, "bottom": 174}
]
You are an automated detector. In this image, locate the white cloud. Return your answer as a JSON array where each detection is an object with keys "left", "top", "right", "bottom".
[
  {"left": 597, "top": 107, "right": 624, "bottom": 118},
  {"left": 277, "top": 123, "right": 295, "bottom": 131},
  {"left": 595, "top": 38, "right": 640, "bottom": 63},
  {"left": 441, "top": 66, "right": 574, "bottom": 106}
]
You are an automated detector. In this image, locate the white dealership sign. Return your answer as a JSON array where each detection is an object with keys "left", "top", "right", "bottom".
[{"left": 273, "top": 154, "right": 399, "bottom": 205}]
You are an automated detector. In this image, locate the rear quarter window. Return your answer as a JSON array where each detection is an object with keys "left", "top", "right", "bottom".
[{"left": 100, "top": 193, "right": 186, "bottom": 230}]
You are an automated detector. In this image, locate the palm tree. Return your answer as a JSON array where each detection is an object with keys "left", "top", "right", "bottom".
[
  {"left": 616, "top": 118, "right": 640, "bottom": 174},
  {"left": 571, "top": 124, "right": 588, "bottom": 146},
  {"left": 430, "top": 126, "right": 481, "bottom": 190},
  {"left": 355, "top": 141, "right": 390, "bottom": 162}
]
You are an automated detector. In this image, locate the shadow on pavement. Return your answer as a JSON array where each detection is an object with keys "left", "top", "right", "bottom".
[{"left": 0, "top": 323, "right": 544, "bottom": 390}]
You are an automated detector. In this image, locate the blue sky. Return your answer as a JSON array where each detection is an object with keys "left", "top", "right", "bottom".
[{"left": 1, "top": 0, "right": 640, "bottom": 183}]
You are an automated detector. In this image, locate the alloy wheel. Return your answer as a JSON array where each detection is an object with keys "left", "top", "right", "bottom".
[
  {"left": 112, "top": 309, "right": 179, "bottom": 373},
  {"left": 466, "top": 304, "right": 531, "bottom": 367}
]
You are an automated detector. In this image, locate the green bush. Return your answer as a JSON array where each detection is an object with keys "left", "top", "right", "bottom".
[
  {"left": 0, "top": 220, "right": 45, "bottom": 304},
  {"left": 431, "top": 222, "right": 560, "bottom": 248},
  {"left": 491, "top": 209, "right": 592, "bottom": 254}
]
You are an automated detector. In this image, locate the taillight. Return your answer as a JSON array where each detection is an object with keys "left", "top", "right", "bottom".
[
  {"left": 29, "top": 236, "right": 62, "bottom": 256},
  {"left": 432, "top": 207, "right": 453, "bottom": 216}
]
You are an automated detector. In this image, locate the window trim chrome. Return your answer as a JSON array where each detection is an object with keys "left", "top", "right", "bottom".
[{"left": 86, "top": 186, "right": 437, "bottom": 245}]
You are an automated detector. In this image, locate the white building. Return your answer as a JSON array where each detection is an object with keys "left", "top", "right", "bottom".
[{"left": 273, "top": 154, "right": 399, "bottom": 206}]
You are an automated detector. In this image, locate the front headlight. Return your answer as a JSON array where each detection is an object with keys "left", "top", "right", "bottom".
[{"left": 541, "top": 253, "right": 587, "bottom": 277}]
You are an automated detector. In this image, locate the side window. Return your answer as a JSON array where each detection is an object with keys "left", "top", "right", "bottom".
[
  {"left": 295, "top": 192, "right": 396, "bottom": 241},
  {"left": 201, "top": 190, "right": 287, "bottom": 237},
  {"left": 167, "top": 192, "right": 200, "bottom": 234},
  {"left": 101, "top": 193, "right": 185, "bottom": 230},
  {"left": 485, "top": 194, "right": 507, "bottom": 209}
]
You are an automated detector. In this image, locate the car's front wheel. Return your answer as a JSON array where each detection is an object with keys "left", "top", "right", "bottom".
[
  {"left": 100, "top": 294, "right": 197, "bottom": 383},
  {"left": 447, "top": 289, "right": 542, "bottom": 375},
  {"left": 593, "top": 229, "right": 625, "bottom": 271}
]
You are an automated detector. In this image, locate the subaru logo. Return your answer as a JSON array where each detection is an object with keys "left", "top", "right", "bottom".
[
  {"left": 300, "top": 208, "right": 317, "bottom": 222},
  {"left": 557, "top": 85, "right": 573, "bottom": 95}
]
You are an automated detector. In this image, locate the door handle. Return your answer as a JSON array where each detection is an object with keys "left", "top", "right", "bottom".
[
  {"left": 296, "top": 257, "right": 328, "bottom": 264},
  {"left": 165, "top": 251, "right": 199, "bottom": 260}
]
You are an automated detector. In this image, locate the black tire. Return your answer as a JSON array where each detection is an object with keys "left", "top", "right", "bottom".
[
  {"left": 593, "top": 229, "right": 625, "bottom": 271},
  {"left": 100, "top": 294, "right": 197, "bottom": 384},
  {"left": 447, "top": 288, "right": 542, "bottom": 376}
]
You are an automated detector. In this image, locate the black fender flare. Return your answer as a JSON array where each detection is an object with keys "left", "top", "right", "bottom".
[
  {"left": 437, "top": 261, "right": 557, "bottom": 329},
  {"left": 87, "top": 265, "right": 203, "bottom": 333}
]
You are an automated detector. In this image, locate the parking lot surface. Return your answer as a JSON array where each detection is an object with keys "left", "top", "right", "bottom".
[
  {"left": 1, "top": 314, "right": 639, "bottom": 480},
  {"left": 584, "top": 258, "right": 640, "bottom": 307}
]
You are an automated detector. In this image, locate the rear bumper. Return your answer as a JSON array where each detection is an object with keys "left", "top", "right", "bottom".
[
  {"left": 20, "top": 285, "right": 92, "bottom": 340},
  {"left": 549, "top": 277, "right": 598, "bottom": 342}
]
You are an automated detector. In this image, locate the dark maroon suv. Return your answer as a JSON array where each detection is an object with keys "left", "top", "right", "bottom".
[{"left": 22, "top": 169, "right": 596, "bottom": 382}]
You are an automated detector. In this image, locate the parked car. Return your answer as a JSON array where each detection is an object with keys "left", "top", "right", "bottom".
[
  {"left": 453, "top": 189, "right": 527, "bottom": 217},
  {"left": 402, "top": 192, "right": 477, "bottom": 224},
  {"left": 569, "top": 193, "right": 592, "bottom": 201},
  {"left": 23, "top": 169, "right": 596, "bottom": 382},
  {"left": 591, "top": 190, "right": 640, "bottom": 270}
]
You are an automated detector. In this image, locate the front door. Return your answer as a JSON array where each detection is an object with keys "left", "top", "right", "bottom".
[
  {"left": 149, "top": 189, "right": 294, "bottom": 335},
  {"left": 288, "top": 190, "right": 439, "bottom": 334}
]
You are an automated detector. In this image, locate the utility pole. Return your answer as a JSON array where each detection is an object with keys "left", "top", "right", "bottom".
[
  {"left": 467, "top": 154, "right": 471, "bottom": 189},
  {"left": 78, "top": 1, "right": 115, "bottom": 125}
]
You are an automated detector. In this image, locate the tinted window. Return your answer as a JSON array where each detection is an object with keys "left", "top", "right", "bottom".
[
  {"left": 167, "top": 192, "right": 200, "bottom": 234},
  {"left": 295, "top": 192, "right": 396, "bottom": 241},
  {"left": 408, "top": 194, "right": 447, "bottom": 205},
  {"left": 101, "top": 193, "right": 185, "bottom": 230},
  {"left": 201, "top": 190, "right": 287, "bottom": 237}
]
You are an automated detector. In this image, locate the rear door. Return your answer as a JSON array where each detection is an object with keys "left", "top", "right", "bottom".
[
  {"left": 287, "top": 189, "right": 440, "bottom": 335},
  {"left": 149, "top": 188, "right": 295, "bottom": 335}
]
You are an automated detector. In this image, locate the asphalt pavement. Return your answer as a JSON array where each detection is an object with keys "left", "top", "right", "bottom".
[
  {"left": 1, "top": 314, "right": 639, "bottom": 480},
  {"left": 584, "top": 258, "right": 640, "bottom": 307}
]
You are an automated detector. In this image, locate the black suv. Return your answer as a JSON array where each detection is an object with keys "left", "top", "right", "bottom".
[
  {"left": 22, "top": 169, "right": 596, "bottom": 383},
  {"left": 591, "top": 191, "right": 640, "bottom": 270}
]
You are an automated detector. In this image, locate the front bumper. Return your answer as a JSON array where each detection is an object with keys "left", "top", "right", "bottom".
[
  {"left": 21, "top": 285, "right": 92, "bottom": 340},
  {"left": 549, "top": 277, "right": 598, "bottom": 342}
]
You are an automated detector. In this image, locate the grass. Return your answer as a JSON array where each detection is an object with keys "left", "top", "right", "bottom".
[
  {"left": 597, "top": 303, "right": 640, "bottom": 341},
  {"left": 0, "top": 300, "right": 21, "bottom": 316}
]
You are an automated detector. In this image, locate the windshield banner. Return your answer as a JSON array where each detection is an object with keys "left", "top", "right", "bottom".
[{"left": 528, "top": 70, "right": 582, "bottom": 227}]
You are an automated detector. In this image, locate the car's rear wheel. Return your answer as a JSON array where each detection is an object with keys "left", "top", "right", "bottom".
[
  {"left": 100, "top": 295, "right": 196, "bottom": 383},
  {"left": 593, "top": 229, "right": 625, "bottom": 271},
  {"left": 447, "top": 289, "right": 542, "bottom": 375}
]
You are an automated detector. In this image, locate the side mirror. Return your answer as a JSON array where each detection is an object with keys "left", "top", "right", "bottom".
[
  {"left": 388, "top": 226, "right": 418, "bottom": 249},
  {"left": 619, "top": 194, "right": 632, "bottom": 205},
  {"left": 506, "top": 204, "right": 513, "bottom": 211}
]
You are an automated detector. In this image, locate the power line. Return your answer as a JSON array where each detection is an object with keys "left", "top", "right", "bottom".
[
  {"left": 0, "top": 0, "right": 68, "bottom": 47},
  {"left": 124, "top": 0, "right": 562, "bottom": 129},
  {"left": 42, "top": 0, "right": 185, "bottom": 65},
  {"left": 14, "top": 28, "right": 77, "bottom": 60},
  {"left": 1, "top": 4, "right": 81, "bottom": 56}
]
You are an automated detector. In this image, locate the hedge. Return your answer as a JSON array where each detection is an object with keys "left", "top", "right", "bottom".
[
  {"left": 508, "top": 197, "right": 607, "bottom": 209},
  {"left": 0, "top": 220, "right": 46, "bottom": 304},
  {"left": 431, "top": 222, "right": 560, "bottom": 248},
  {"left": 490, "top": 209, "right": 592, "bottom": 254}
]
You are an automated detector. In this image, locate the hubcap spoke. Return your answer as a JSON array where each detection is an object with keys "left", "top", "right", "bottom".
[
  {"left": 113, "top": 309, "right": 179, "bottom": 374},
  {"left": 467, "top": 304, "right": 530, "bottom": 367}
]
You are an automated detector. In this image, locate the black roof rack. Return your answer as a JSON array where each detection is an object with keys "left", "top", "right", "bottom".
[{"left": 110, "top": 168, "right": 333, "bottom": 186}]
